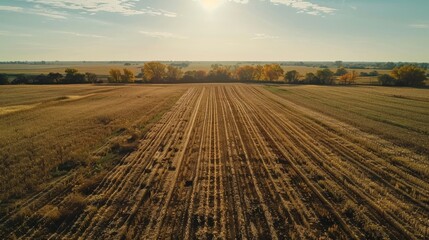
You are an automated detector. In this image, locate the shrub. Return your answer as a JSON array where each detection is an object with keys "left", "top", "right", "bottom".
[{"left": 0, "top": 73, "right": 9, "bottom": 85}]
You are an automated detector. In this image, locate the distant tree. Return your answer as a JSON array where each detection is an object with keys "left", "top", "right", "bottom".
[
  {"left": 392, "top": 65, "right": 427, "bottom": 86},
  {"left": 263, "top": 64, "right": 284, "bottom": 81},
  {"left": 316, "top": 68, "right": 335, "bottom": 85},
  {"left": 369, "top": 71, "right": 379, "bottom": 76},
  {"left": 47, "top": 72, "right": 63, "bottom": 84},
  {"left": 284, "top": 70, "right": 300, "bottom": 83},
  {"left": 183, "top": 70, "right": 207, "bottom": 82},
  {"left": 11, "top": 74, "right": 29, "bottom": 84},
  {"left": 378, "top": 74, "right": 396, "bottom": 86},
  {"left": 335, "top": 61, "right": 343, "bottom": 68},
  {"left": 166, "top": 65, "right": 183, "bottom": 81},
  {"left": 360, "top": 71, "right": 379, "bottom": 77},
  {"left": 384, "top": 62, "right": 397, "bottom": 70},
  {"left": 207, "top": 65, "right": 232, "bottom": 81},
  {"left": 0, "top": 74, "right": 9, "bottom": 85},
  {"left": 64, "top": 68, "right": 86, "bottom": 84},
  {"left": 335, "top": 67, "right": 348, "bottom": 76},
  {"left": 143, "top": 62, "right": 167, "bottom": 82},
  {"left": 195, "top": 70, "right": 207, "bottom": 80},
  {"left": 303, "top": 72, "right": 318, "bottom": 84},
  {"left": 122, "top": 68, "right": 135, "bottom": 83},
  {"left": 253, "top": 65, "right": 264, "bottom": 81},
  {"left": 34, "top": 74, "right": 48, "bottom": 84},
  {"left": 236, "top": 65, "right": 256, "bottom": 81},
  {"left": 339, "top": 70, "right": 358, "bottom": 85},
  {"left": 109, "top": 69, "right": 122, "bottom": 83},
  {"left": 85, "top": 72, "right": 98, "bottom": 83}
]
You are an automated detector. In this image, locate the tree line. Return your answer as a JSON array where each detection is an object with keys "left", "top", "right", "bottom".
[
  {"left": 0, "top": 63, "right": 427, "bottom": 87},
  {"left": 0, "top": 69, "right": 99, "bottom": 85},
  {"left": 139, "top": 62, "right": 357, "bottom": 85},
  {"left": 377, "top": 65, "right": 427, "bottom": 87}
]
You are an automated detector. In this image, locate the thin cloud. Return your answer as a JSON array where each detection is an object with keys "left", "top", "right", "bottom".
[
  {"left": 27, "top": 0, "right": 177, "bottom": 17},
  {"left": 252, "top": 33, "right": 279, "bottom": 40},
  {"left": 0, "top": 4, "right": 67, "bottom": 19},
  {"left": 140, "top": 31, "right": 188, "bottom": 39},
  {"left": 55, "top": 31, "right": 107, "bottom": 38},
  {"left": 270, "top": 0, "right": 336, "bottom": 16},
  {"left": 0, "top": 5, "right": 23, "bottom": 12},
  {"left": 0, "top": 30, "right": 33, "bottom": 37},
  {"left": 409, "top": 24, "right": 428, "bottom": 29}
]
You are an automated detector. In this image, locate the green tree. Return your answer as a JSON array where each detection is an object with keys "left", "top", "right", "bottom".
[
  {"left": 303, "top": 72, "right": 318, "bottom": 84},
  {"left": 335, "top": 67, "right": 348, "bottom": 76},
  {"left": 0, "top": 74, "right": 9, "bottom": 85},
  {"left": 392, "top": 65, "right": 427, "bottom": 86},
  {"left": 207, "top": 65, "right": 232, "bottom": 81},
  {"left": 378, "top": 74, "right": 396, "bottom": 86},
  {"left": 284, "top": 70, "right": 300, "bottom": 83},
  {"left": 316, "top": 68, "right": 335, "bottom": 85},
  {"left": 64, "top": 69, "right": 86, "bottom": 84}
]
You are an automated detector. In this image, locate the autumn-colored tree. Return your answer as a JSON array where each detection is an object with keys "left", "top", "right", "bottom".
[
  {"left": 253, "top": 65, "right": 264, "bottom": 81},
  {"left": 142, "top": 62, "right": 167, "bottom": 82},
  {"left": 122, "top": 68, "right": 135, "bottom": 83},
  {"left": 109, "top": 69, "right": 122, "bottom": 83},
  {"left": 392, "top": 65, "right": 427, "bottom": 86},
  {"left": 339, "top": 70, "right": 358, "bottom": 85},
  {"left": 166, "top": 65, "right": 183, "bottom": 81},
  {"left": 263, "top": 64, "right": 284, "bottom": 81},
  {"left": 284, "top": 70, "right": 301, "bottom": 83},
  {"left": 236, "top": 65, "right": 256, "bottom": 81}
]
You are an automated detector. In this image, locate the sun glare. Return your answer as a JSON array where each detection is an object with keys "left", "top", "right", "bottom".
[{"left": 200, "top": 0, "right": 225, "bottom": 11}]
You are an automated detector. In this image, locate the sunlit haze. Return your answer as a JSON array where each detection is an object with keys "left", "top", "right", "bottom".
[{"left": 0, "top": 0, "right": 428, "bottom": 61}]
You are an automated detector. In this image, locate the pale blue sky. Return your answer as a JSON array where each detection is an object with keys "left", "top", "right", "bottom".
[{"left": 0, "top": 0, "right": 428, "bottom": 61}]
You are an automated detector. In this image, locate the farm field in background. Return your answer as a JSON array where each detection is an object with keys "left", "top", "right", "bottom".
[{"left": 0, "top": 84, "right": 428, "bottom": 239}]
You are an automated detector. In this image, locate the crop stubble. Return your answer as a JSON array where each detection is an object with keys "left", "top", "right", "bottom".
[{"left": 1, "top": 84, "right": 428, "bottom": 239}]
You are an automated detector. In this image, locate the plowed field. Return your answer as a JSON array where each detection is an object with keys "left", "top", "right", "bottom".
[{"left": 1, "top": 84, "right": 428, "bottom": 239}]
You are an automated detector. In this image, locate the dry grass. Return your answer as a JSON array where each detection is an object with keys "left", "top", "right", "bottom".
[
  {"left": 1, "top": 84, "right": 427, "bottom": 239},
  {"left": 267, "top": 85, "right": 429, "bottom": 153},
  {"left": 0, "top": 84, "right": 187, "bottom": 201}
]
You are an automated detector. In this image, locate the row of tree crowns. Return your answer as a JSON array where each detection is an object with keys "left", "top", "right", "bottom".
[
  {"left": 129, "top": 62, "right": 426, "bottom": 86},
  {"left": 0, "top": 63, "right": 426, "bottom": 86},
  {"left": 128, "top": 62, "right": 349, "bottom": 84}
]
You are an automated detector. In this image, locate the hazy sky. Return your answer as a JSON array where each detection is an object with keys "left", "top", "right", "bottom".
[{"left": 0, "top": 0, "right": 428, "bottom": 61}]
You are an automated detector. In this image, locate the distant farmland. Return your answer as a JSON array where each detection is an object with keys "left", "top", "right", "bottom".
[{"left": 0, "top": 84, "right": 428, "bottom": 239}]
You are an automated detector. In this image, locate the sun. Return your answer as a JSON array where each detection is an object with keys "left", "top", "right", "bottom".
[{"left": 200, "top": 0, "right": 225, "bottom": 11}]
